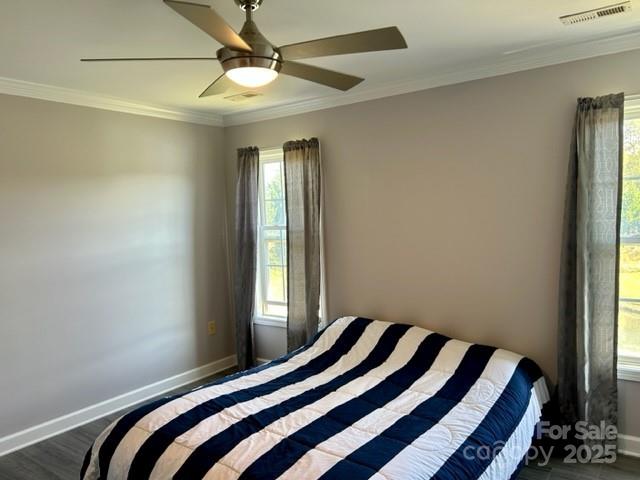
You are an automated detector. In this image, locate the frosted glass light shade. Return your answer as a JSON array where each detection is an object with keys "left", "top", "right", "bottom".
[{"left": 226, "top": 67, "right": 278, "bottom": 88}]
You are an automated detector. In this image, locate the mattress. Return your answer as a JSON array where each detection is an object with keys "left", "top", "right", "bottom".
[{"left": 82, "top": 316, "right": 550, "bottom": 480}]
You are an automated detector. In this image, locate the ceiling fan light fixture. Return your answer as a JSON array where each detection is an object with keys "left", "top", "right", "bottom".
[
  {"left": 218, "top": 42, "right": 282, "bottom": 89},
  {"left": 226, "top": 66, "right": 278, "bottom": 88}
]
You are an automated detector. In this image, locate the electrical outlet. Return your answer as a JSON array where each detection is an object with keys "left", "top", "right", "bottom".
[{"left": 207, "top": 321, "right": 217, "bottom": 336}]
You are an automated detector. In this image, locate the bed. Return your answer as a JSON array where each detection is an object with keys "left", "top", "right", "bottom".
[{"left": 81, "top": 316, "right": 549, "bottom": 480}]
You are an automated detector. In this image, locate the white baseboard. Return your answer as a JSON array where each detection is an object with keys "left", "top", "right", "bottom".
[
  {"left": 256, "top": 357, "right": 273, "bottom": 365},
  {"left": 0, "top": 355, "right": 237, "bottom": 457},
  {"left": 620, "top": 434, "right": 640, "bottom": 458}
]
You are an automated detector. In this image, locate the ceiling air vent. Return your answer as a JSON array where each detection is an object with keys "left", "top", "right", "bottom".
[
  {"left": 560, "top": 1, "right": 632, "bottom": 25},
  {"left": 224, "top": 92, "right": 263, "bottom": 102}
]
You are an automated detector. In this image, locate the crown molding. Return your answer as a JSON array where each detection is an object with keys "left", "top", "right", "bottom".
[
  {"left": 222, "top": 29, "right": 640, "bottom": 126},
  {"left": 0, "top": 76, "right": 224, "bottom": 127},
  {"left": 3, "top": 28, "right": 640, "bottom": 128}
]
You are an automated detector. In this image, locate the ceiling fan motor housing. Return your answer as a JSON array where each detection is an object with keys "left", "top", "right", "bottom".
[
  {"left": 234, "top": 0, "right": 263, "bottom": 11},
  {"left": 217, "top": 17, "right": 282, "bottom": 75}
]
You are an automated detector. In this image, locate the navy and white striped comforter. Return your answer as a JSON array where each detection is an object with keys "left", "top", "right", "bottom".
[{"left": 82, "top": 316, "right": 549, "bottom": 480}]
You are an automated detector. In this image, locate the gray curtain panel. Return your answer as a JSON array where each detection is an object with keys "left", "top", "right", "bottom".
[
  {"left": 558, "top": 93, "right": 624, "bottom": 446},
  {"left": 234, "top": 146, "right": 260, "bottom": 370},
  {"left": 284, "top": 138, "right": 322, "bottom": 352}
]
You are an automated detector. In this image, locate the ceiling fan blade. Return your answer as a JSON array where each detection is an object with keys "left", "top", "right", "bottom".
[
  {"left": 164, "top": 0, "right": 252, "bottom": 52},
  {"left": 280, "top": 62, "right": 364, "bottom": 91},
  {"left": 199, "top": 73, "right": 233, "bottom": 97},
  {"left": 81, "top": 57, "right": 217, "bottom": 62},
  {"left": 278, "top": 27, "right": 407, "bottom": 61}
]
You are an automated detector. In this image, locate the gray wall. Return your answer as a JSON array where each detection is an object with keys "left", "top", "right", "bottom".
[
  {"left": 254, "top": 324, "right": 287, "bottom": 361},
  {"left": 224, "top": 48, "right": 640, "bottom": 437},
  {"left": 0, "top": 94, "right": 232, "bottom": 437}
]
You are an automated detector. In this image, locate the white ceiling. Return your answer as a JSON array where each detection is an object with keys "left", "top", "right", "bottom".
[{"left": 2, "top": 0, "right": 640, "bottom": 121}]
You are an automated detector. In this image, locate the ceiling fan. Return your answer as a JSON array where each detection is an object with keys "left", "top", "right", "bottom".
[{"left": 81, "top": 0, "right": 408, "bottom": 98}]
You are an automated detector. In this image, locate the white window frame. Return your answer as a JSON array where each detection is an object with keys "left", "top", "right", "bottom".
[
  {"left": 254, "top": 148, "right": 288, "bottom": 329},
  {"left": 619, "top": 96, "right": 640, "bottom": 382}
]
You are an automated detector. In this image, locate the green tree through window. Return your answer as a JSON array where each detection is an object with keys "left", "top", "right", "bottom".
[
  {"left": 257, "top": 155, "right": 287, "bottom": 318},
  {"left": 619, "top": 118, "right": 640, "bottom": 358}
]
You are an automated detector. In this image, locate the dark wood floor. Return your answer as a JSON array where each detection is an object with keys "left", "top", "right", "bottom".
[
  {"left": 1, "top": 369, "right": 638, "bottom": 479},
  {"left": 518, "top": 454, "right": 639, "bottom": 480}
]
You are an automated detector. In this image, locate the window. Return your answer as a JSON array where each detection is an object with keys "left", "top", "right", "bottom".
[
  {"left": 619, "top": 97, "right": 640, "bottom": 379},
  {"left": 256, "top": 149, "right": 288, "bottom": 322}
]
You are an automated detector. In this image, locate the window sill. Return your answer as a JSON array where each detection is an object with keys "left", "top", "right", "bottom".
[
  {"left": 253, "top": 316, "right": 287, "bottom": 329},
  {"left": 619, "top": 356, "right": 640, "bottom": 382}
]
